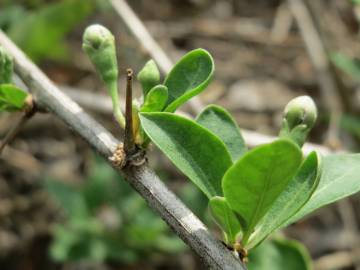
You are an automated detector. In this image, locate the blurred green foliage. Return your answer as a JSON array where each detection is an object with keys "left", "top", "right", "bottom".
[
  {"left": 248, "top": 238, "right": 312, "bottom": 270},
  {"left": 45, "top": 156, "right": 185, "bottom": 263},
  {"left": 331, "top": 53, "right": 360, "bottom": 81},
  {"left": 0, "top": 0, "right": 99, "bottom": 62}
]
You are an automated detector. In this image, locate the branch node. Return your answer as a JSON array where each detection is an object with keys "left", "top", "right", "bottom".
[
  {"left": 0, "top": 94, "right": 37, "bottom": 155},
  {"left": 109, "top": 143, "right": 126, "bottom": 168}
]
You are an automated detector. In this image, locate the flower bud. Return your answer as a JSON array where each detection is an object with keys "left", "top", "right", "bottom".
[
  {"left": 284, "top": 96, "right": 317, "bottom": 130},
  {"left": 137, "top": 60, "right": 160, "bottom": 96},
  {"left": 0, "top": 46, "right": 13, "bottom": 84},
  {"left": 82, "top": 24, "right": 125, "bottom": 128},
  {"left": 280, "top": 96, "right": 318, "bottom": 147},
  {"left": 82, "top": 24, "right": 118, "bottom": 88}
]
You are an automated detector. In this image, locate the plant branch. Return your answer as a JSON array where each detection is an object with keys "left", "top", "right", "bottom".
[
  {"left": 0, "top": 95, "right": 36, "bottom": 154},
  {"left": 0, "top": 30, "right": 246, "bottom": 270}
]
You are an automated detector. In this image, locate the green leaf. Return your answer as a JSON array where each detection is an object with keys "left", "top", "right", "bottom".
[
  {"left": 222, "top": 139, "right": 302, "bottom": 244},
  {"left": 0, "top": 84, "right": 27, "bottom": 112},
  {"left": 164, "top": 49, "right": 214, "bottom": 112},
  {"left": 137, "top": 60, "right": 161, "bottom": 96},
  {"left": 196, "top": 105, "right": 246, "bottom": 161},
  {"left": 248, "top": 238, "right": 312, "bottom": 270},
  {"left": 140, "top": 85, "right": 168, "bottom": 113},
  {"left": 209, "top": 196, "right": 242, "bottom": 245},
  {"left": 248, "top": 152, "right": 322, "bottom": 248},
  {"left": 140, "top": 112, "right": 232, "bottom": 198},
  {"left": 287, "top": 153, "right": 360, "bottom": 224}
]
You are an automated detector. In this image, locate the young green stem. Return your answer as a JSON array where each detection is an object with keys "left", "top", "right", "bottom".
[
  {"left": 108, "top": 80, "right": 125, "bottom": 128},
  {"left": 124, "top": 68, "right": 135, "bottom": 155},
  {"left": 241, "top": 231, "right": 251, "bottom": 247}
]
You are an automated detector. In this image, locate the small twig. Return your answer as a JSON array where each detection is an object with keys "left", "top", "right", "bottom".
[
  {"left": 124, "top": 68, "right": 135, "bottom": 155},
  {"left": 270, "top": 3, "right": 293, "bottom": 44},
  {"left": 0, "top": 95, "right": 36, "bottom": 154}
]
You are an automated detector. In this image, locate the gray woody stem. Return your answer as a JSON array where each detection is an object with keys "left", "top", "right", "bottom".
[{"left": 0, "top": 30, "right": 246, "bottom": 270}]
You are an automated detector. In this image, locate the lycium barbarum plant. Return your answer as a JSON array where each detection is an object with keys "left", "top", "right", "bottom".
[{"left": 82, "top": 24, "right": 360, "bottom": 262}]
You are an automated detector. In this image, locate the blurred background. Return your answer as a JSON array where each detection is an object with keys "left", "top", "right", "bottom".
[{"left": 0, "top": 0, "right": 359, "bottom": 269}]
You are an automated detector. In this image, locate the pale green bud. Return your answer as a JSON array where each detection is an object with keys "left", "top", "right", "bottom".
[
  {"left": 280, "top": 96, "right": 318, "bottom": 147},
  {"left": 284, "top": 96, "right": 317, "bottom": 130},
  {"left": 137, "top": 60, "right": 160, "bottom": 96},
  {"left": 0, "top": 46, "right": 13, "bottom": 84},
  {"left": 83, "top": 24, "right": 125, "bottom": 128},
  {"left": 82, "top": 24, "right": 118, "bottom": 88}
]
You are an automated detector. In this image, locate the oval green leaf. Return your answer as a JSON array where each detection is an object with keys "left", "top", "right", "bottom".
[
  {"left": 247, "top": 152, "right": 322, "bottom": 249},
  {"left": 0, "top": 84, "right": 27, "bottom": 112},
  {"left": 140, "top": 112, "right": 232, "bottom": 198},
  {"left": 164, "top": 49, "right": 214, "bottom": 112},
  {"left": 222, "top": 139, "right": 302, "bottom": 244},
  {"left": 196, "top": 105, "right": 246, "bottom": 161},
  {"left": 287, "top": 153, "right": 360, "bottom": 224},
  {"left": 209, "top": 196, "right": 242, "bottom": 245},
  {"left": 140, "top": 85, "right": 168, "bottom": 113}
]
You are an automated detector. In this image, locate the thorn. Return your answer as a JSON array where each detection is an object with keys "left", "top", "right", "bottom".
[{"left": 124, "top": 68, "right": 135, "bottom": 155}]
